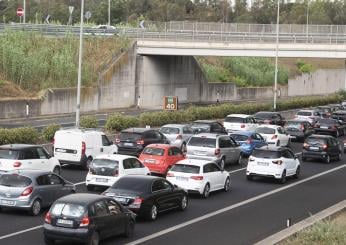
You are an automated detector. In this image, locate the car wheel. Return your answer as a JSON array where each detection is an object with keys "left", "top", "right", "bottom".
[
  {"left": 87, "top": 231, "right": 99, "bottom": 245},
  {"left": 30, "top": 199, "right": 41, "bottom": 216},
  {"left": 52, "top": 166, "right": 60, "bottom": 175},
  {"left": 44, "top": 237, "right": 55, "bottom": 245},
  {"left": 202, "top": 184, "right": 210, "bottom": 198},
  {"left": 276, "top": 140, "right": 280, "bottom": 146},
  {"left": 181, "top": 143, "right": 187, "bottom": 153},
  {"left": 220, "top": 158, "right": 225, "bottom": 170},
  {"left": 124, "top": 220, "right": 135, "bottom": 238},
  {"left": 246, "top": 175, "right": 253, "bottom": 181},
  {"left": 337, "top": 152, "right": 342, "bottom": 161},
  {"left": 147, "top": 204, "right": 158, "bottom": 221},
  {"left": 294, "top": 166, "right": 300, "bottom": 179},
  {"left": 86, "top": 185, "right": 94, "bottom": 191},
  {"left": 325, "top": 155, "right": 331, "bottom": 164},
  {"left": 179, "top": 195, "right": 188, "bottom": 211},
  {"left": 224, "top": 177, "right": 231, "bottom": 192},
  {"left": 279, "top": 170, "right": 286, "bottom": 184}
]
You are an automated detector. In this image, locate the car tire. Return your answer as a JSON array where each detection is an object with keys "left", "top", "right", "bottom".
[
  {"left": 224, "top": 177, "right": 231, "bottom": 192},
  {"left": 44, "top": 237, "right": 55, "bottom": 245},
  {"left": 52, "top": 166, "right": 60, "bottom": 175},
  {"left": 279, "top": 170, "right": 286, "bottom": 184},
  {"left": 179, "top": 195, "right": 188, "bottom": 211},
  {"left": 87, "top": 231, "right": 99, "bottom": 245},
  {"left": 147, "top": 204, "right": 158, "bottom": 221},
  {"left": 293, "top": 166, "right": 300, "bottom": 179},
  {"left": 325, "top": 155, "right": 331, "bottom": 164},
  {"left": 220, "top": 158, "right": 225, "bottom": 170},
  {"left": 246, "top": 175, "right": 253, "bottom": 181},
  {"left": 86, "top": 185, "right": 94, "bottom": 191},
  {"left": 181, "top": 143, "right": 187, "bottom": 153},
  {"left": 29, "top": 199, "right": 42, "bottom": 216},
  {"left": 124, "top": 220, "right": 135, "bottom": 238},
  {"left": 202, "top": 184, "right": 210, "bottom": 199}
]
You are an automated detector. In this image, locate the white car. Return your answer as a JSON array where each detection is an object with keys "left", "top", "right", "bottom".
[
  {"left": 85, "top": 154, "right": 150, "bottom": 190},
  {"left": 159, "top": 124, "right": 194, "bottom": 151},
  {"left": 223, "top": 114, "right": 258, "bottom": 133},
  {"left": 0, "top": 144, "right": 61, "bottom": 174},
  {"left": 256, "top": 125, "right": 290, "bottom": 146},
  {"left": 294, "top": 109, "right": 321, "bottom": 125},
  {"left": 246, "top": 146, "right": 300, "bottom": 183},
  {"left": 166, "top": 159, "right": 231, "bottom": 198}
]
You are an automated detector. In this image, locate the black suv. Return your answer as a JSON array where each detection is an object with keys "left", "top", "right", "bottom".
[
  {"left": 116, "top": 128, "right": 169, "bottom": 156},
  {"left": 43, "top": 193, "right": 136, "bottom": 245},
  {"left": 302, "top": 135, "right": 342, "bottom": 163},
  {"left": 253, "top": 111, "right": 285, "bottom": 126},
  {"left": 190, "top": 120, "right": 227, "bottom": 134}
]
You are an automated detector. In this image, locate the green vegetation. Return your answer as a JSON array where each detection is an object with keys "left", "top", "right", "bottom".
[
  {"left": 199, "top": 57, "right": 289, "bottom": 87},
  {"left": 0, "top": 30, "right": 130, "bottom": 91},
  {"left": 105, "top": 113, "right": 140, "bottom": 132},
  {"left": 0, "top": 127, "right": 39, "bottom": 145},
  {"left": 80, "top": 116, "right": 99, "bottom": 129},
  {"left": 42, "top": 124, "right": 60, "bottom": 142},
  {"left": 296, "top": 59, "right": 314, "bottom": 74}
]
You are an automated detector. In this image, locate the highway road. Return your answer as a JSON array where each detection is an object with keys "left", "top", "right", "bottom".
[{"left": 0, "top": 139, "right": 345, "bottom": 245}]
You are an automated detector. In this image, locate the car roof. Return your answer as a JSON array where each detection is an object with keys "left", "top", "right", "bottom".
[
  {"left": 145, "top": 144, "right": 172, "bottom": 149},
  {"left": 257, "top": 145, "right": 287, "bottom": 151},
  {"left": 230, "top": 131, "right": 254, "bottom": 136},
  {"left": 191, "top": 133, "right": 222, "bottom": 138},
  {"left": 121, "top": 128, "right": 152, "bottom": 133},
  {"left": 0, "top": 144, "right": 39, "bottom": 150},
  {"left": 297, "top": 109, "right": 316, "bottom": 112},
  {"left": 94, "top": 154, "right": 137, "bottom": 161},
  {"left": 55, "top": 128, "right": 104, "bottom": 135},
  {"left": 287, "top": 120, "right": 308, "bottom": 123},
  {"left": 174, "top": 158, "right": 214, "bottom": 166},
  {"left": 254, "top": 111, "right": 278, "bottom": 115},
  {"left": 225, "top": 114, "right": 251, "bottom": 118},
  {"left": 118, "top": 175, "right": 163, "bottom": 182},
  {"left": 333, "top": 110, "right": 346, "bottom": 114},
  {"left": 161, "top": 124, "right": 187, "bottom": 128},
  {"left": 193, "top": 120, "right": 219, "bottom": 124},
  {"left": 257, "top": 124, "right": 280, "bottom": 129},
  {"left": 307, "top": 134, "right": 334, "bottom": 138},
  {"left": 55, "top": 193, "right": 109, "bottom": 205}
]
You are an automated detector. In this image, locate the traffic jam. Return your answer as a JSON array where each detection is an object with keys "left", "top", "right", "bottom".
[{"left": 1, "top": 102, "right": 346, "bottom": 245}]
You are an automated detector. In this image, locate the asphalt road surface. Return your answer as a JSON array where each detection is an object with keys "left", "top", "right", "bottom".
[{"left": 0, "top": 139, "right": 345, "bottom": 245}]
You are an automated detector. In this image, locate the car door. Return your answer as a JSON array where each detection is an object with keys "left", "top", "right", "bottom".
[
  {"left": 122, "top": 158, "right": 137, "bottom": 176},
  {"left": 248, "top": 117, "right": 258, "bottom": 131},
  {"left": 36, "top": 174, "right": 57, "bottom": 206},
  {"left": 101, "top": 135, "right": 114, "bottom": 154},
  {"left": 36, "top": 147, "right": 51, "bottom": 171},
  {"left": 182, "top": 126, "right": 194, "bottom": 143},
  {"left": 47, "top": 174, "right": 69, "bottom": 202},
  {"left": 105, "top": 199, "right": 127, "bottom": 236},
  {"left": 21, "top": 148, "right": 41, "bottom": 170},
  {"left": 330, "top": 138, "right": 340, "bottom": 158},
  {"left": 218, "top": 136, "right": 234, "bottom": 164},
  {"left": 281, "top": 149, "right": 296, "bottom": 175},
  {"left": 131, "top": 158, "right": 148, "bottom": 175},
  {"left": 203, "top": 163, "right": 216, "bottom": 191},
  {"left": 151, "top": 179, "right": 179, "bottom": 211},
  {"left": 92, "top": 200, "right": 113, "bottom": 239},
  {"left": 209, "top": 163, "right": 224, "bottom": 190},
  {"left": 171, "top": 147, "right": 185, "bottom": 164},
  {"left": 277, "top": 127, "right": 289, "bottom": 146},
  {"left": 253, "top": 133, "right": 266, "bottom": 148}
]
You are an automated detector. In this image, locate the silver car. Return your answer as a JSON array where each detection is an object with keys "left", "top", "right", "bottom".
[
  {"left": 0, "top": 170, "right": 75, "bottom": 216},
  {"left": 186, "top": 133, "right": 242, "bottom": 169},
  {"left": 160, "top": 124, "right": 194, "bottom": 152}
]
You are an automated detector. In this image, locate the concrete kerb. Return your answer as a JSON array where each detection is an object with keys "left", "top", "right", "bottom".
[{"left": 255, "top": 199, "right": 346, "bottom": 245}]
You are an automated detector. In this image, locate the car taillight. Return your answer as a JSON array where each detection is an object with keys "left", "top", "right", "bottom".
[
  {"left": 13, "top": 161, "right": 21, "bottom": 168},
  {"left": 246, "top": 138, "right": 252, "bottom": 144},
  {"left": 80, "top": 216, "right": 90, "bottom": 227},
  {"left": 190, "top": 176, "right": 203, "bottom": 180},
  {"left": 82, "top": 141, "right": 86, "bottom": 155},
  {"left": 129, "top": 197, "right": 144, "bottom": 209},
  {"left": 272, "top": 160, "right": 283, "bottom": 165},
  {"left": 115, "top": 138, "right": 120, "bottom": 144},
  {"left": 44, "top": 212, "right": 51, "bottom": 224},
  {"left": 215, "top": 148, "right": 221, "bottom": 156},
  {"left": 303, "top": 143, "right": 309, "bottom": 149},
  {"left": 176, "top": 135, "right": 183, "bottom": 140},
  {"left": 136, "top": 139, "right": 144, "bottom": 145},
  {"left": 113, "top": 169, "right": 119, "bottom": 176},
  {"left": 21, "top": 186, "right": 33, "bottom": 196},
  {"left": 271, "top": 135, "right": 278, "bottom": 140},
  {"left": 322, "top": 144, "right": 328, "bottom": 150},
  {"left": 240, "top": 124, "right": 245, "bottom": 128},
  {"left": 166, "top": 172, "right": 175, "bottom": 177}
]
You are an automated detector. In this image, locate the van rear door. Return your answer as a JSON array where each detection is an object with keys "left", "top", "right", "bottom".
[{"left": 54, "top": 132, "right": 83, "bottom": 163}]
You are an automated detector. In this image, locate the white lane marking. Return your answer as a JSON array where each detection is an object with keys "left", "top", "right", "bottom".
[
  {"left": 126, "top": 164, "right": 346, "bottom": 245},
  {"left": 228, "top": 167, "right": 246, "bottom": 174},
  {"left": 74, "top": 181, "right": 85, "bottom": 186},
  {"left": 0, "top": 226, "right": 43, "bottom": 240}
]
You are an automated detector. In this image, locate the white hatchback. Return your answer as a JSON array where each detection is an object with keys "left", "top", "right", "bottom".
[
  {"left": 256, "top": 125, "right": 291, "bottom": 146},
  {"left": 223, "top": 114, "right": 259, "bottom": 133},
  {"left": 166, "top": 159, "right": 231, "bottom": 198},
  {"left": 85, "top": 154, "right": 150, "bottom": 190},
  {"left": 246, "top": 146, "right": 300, "bottom": 183}
]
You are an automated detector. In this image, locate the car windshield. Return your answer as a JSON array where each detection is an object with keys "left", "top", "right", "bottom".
[
  {"left": 119, "top": 132, "right": 142, "bottom": 141},
  {"left": 188, "top": 137, "right": 216, "bottom": 148},
  {"left": 91, "top": 159, "right": 119, "bottom": 168},
  {"left": 142, "top": 147, "right": 165, "bottom": 156},
  {"left": 297, "top": 111, "right": 312, "bottom": 116},
  {"left": 306, "top": 138, "right": 326, "bottom": 146},
  {"left": 230, "top": 134, "right": 249, "bottom": 141},
  {"left": 252, "top": 149, "right": 281, "bottom": 159},
  {"left": 190, "top": 124, "right": 210, "bottom": 133},
  {"left": 0, "top": 174, "right": 32, "bottom": 187},
  {"left": 170, "top": 164, "right": 200, "bottom": 174},
  {"left": 318, "top": 119, "right": 336, "bottom": 124},
  {"left": 256, "top": 127, "right": 275, "bottom": 134},
  {"left": 0, "top": 149, "right": 19, "bottom": 159},
  {"left": 111, "top": 178, "right": 148, "bottom": 192},
  {"left": 51, "top": 203, "right": 85, "bottom": 218},
  {"left": 224, "top": 117, "right": 245, "bottom": 123},
  {"left": 286, "top": 121, "right": 303, "bottom": 128},
  {"left": 160, "top": 127, "right": 180, "bottom": 135}
]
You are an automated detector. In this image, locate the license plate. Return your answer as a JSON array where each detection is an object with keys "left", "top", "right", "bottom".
[
  {"left": 96, "top": 178, "right": 108, "bottom": 183},
  {"left": 176, "top": 176, "right": 188, "bottom": 181},
  {"left": 55, "top": 148, "right": 66, "bottom": 153},
  {"left": 257, "top": 162, "right": 269, "bottom": 166},
  {"left": 309, "top": 146, "right": 319, "bottom": 150},
  {"left": 124, "top": 143, "right": 133, "bottom": 146},
  {"left": 115, "top": 197, "right": 127, "bottom": 203},
  {"left": 194, "top": 151, "right": 207, "bottom": 156},
  {"left": 0, "top": 199, "right": 15, "bottom": 206},
  {"left": 57, "top": 219, "right": 73, "bottom": 225},
  {"left": 320, "top": 126, "right": 328, "bottom": 129}
]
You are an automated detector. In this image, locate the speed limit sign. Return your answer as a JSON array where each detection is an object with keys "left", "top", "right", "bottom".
[{"left": 164, "top": 96, "right": 178, "bottom": 111}]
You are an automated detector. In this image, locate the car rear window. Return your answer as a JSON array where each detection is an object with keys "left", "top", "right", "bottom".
[
  {"left": 252, "top": 149, "right": 281, "bottom": 159},
  {"left": 230, "top": 134, "right": 249, "bottom": 141},
  {"left": 254, "top": 112, "right": 273, "bottom": 119},
  {"left": 0, "top": 174, "right": 32, "bottom": 187},
  {"left": 112, "top": 178, "right": 149, "bottom": 192},
  {"left": 51, "top": 203, "right": 85, "bottom": 218},
  {"left": 297, "top": 111, "right": 312, "bottom": 116},
  {"left": 224, "top": 117, "right": 245, "bottom": 123},
  {"left": 160, "top": 127, "right": 180, "bottom": 135},
  {"left": 286, "top": 121, "right": 303, "bottom": 128},
  {"left": 91, "top": 159, "right": 119, "bottom": 168},
  {"left": 256, "top": 127, "right": 275, "bottom": 134},
  {"left": 142, "top": 147, "right": 165, "bottom": 156},
  {"left": 306, "top": 138, "right": 326, "bottom": 145},
  {"left": 188, "top": 137, "right": 216, "bottom": 148},
  {"left": 318, "top": 119, "right": 336, "bottom": 124},
  {"left": 170, "top": 164, "right": 200, "bottom": 174},
  {"left": 0, "top": 149, "right": 19, "bottom": 160},
  {"left": 119, "top": 132, "right": 142, "bottom": 141}
]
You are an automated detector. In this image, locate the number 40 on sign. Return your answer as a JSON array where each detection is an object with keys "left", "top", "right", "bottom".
[{"left": 164, "top": 96, "right": 178, "bottom": 111}]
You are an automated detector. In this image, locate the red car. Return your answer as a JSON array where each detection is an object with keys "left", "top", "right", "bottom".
[{"left": 139, "top": 144, "right": 185, "bottom": 175}]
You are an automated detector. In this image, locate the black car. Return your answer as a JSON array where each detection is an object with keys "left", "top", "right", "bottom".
[
  {"left": 43, "top": 193, "right": 136, "bottom": 245},
  {"left": 190, "top": 120, "right": 227, "bottom": 134},
  {"left": 302, "top": 135, "right": 342, "bottom": 163},
  {"left": 284, "top": 120, "right": 314, "bottom": 142},
  {"left": 253, "top": 111, "right": 285, "bottom": 126},
  {"left": 331, "top": 110, "right": 346, "bottom": 124},
  {"left": 102, "top": 175, "right": 188, "bottom": 220},
  {"left": 314, "top": 118, "right": 346, "bottom": 137},
  {"left": 116, "top": 128, "right": 169, "bottom": 156},
  {"left": 316, "top": 106, "right": 333, "bottom": 118}
]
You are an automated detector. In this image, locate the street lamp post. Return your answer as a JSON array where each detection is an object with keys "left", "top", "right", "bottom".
[
  {"left": 273, "top": 0, "right": 280, "bottom": 111},
  {"left": 108, "top": 0, "right": 111, "bottom": 26},
  {"left": 23, "top": 0, "right": 26, "bottom": 23},
  {"left": 76, "top": 0, "right": 85, "bottom": 127},
  {"left": 306, "top": 0, "right": 310, "bottom": 42}
]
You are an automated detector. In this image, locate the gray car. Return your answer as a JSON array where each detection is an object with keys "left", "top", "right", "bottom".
[
  {"left": 0, "top": 170, "right": 75, "bottom": 216},
  {"left": 186, "top": 133, "right": 242, "bottom": 169},
  {"left": 160, "top": 124, "right": 194, "bottom": 152}
]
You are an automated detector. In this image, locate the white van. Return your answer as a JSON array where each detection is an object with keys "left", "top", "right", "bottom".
[{"left": 53, "top": 128, "right": 117, "bottom": 168}]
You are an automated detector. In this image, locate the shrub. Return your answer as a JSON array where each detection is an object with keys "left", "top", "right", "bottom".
[
  {"left": 80, "top": 116, "right": 98, "bottom": 128},
  {"left": 105, "top": 113, "right": 139, "bottom": 132},
  {"left": 42, "top": 124, "right": 60, "bottom": 141},
  {"left": 296, "top": 59, "right": 314, "bottom": 73},
  {"left": 0, "top": 127, "right": 39, "bottom": 145}
]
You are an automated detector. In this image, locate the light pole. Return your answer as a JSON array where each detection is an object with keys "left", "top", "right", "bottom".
[
  {"left": 108, "top": 0, "right": 110, "bottom": 26},
  {"left": 306, "top": 0, "right": 310, "bottom": 42},
  {"left": 23, "top": 0, "right": 26, "bottom": 23},
  {"left": 273, "top": 0, "right": 280, "bottom": 111},
  {"left": 76, "top": 0, "right": 85, "bottom": 127}
]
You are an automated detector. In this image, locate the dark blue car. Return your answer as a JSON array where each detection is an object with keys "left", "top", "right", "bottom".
[{"left": 230, "top": 131, "right": 267, "bottom": 156}]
